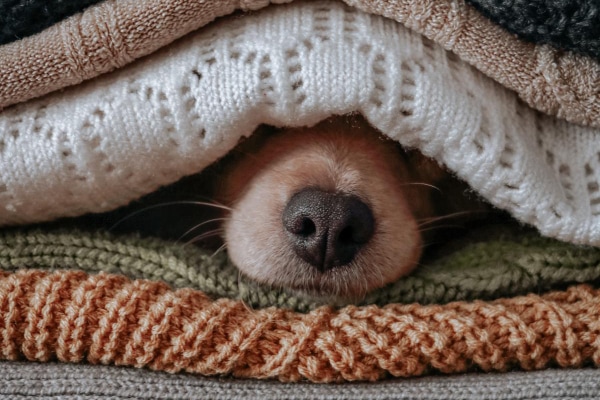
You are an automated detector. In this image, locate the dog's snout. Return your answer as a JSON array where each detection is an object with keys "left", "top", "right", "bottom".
[{"left": 282, "top": 188, "right": 375, "bottom": 271}]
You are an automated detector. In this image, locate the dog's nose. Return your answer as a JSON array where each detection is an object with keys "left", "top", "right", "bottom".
[{"left": 282, "top": 188, "right": 375, "bottom": 271}]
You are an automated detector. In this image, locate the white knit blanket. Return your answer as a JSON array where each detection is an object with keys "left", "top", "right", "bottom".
[{"left": 0, "top": 1, "right": 599, "bottom": 245}]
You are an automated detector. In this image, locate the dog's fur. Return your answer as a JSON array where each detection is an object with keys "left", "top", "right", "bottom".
[
  {"left": 214, "top": 114, "right": 486, "bottom": 298},
  {"left": 60, "top": 114, "right": 489, "bottom": 299}
]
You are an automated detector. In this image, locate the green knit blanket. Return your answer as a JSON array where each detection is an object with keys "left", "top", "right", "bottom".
[{"left": 1, "top": 228, "right": 599, "bottom": 312}]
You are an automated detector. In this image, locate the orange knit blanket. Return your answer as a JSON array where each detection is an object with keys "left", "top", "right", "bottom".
[{"left": 1, "top": 269, "right": 599, "bottom": 382}]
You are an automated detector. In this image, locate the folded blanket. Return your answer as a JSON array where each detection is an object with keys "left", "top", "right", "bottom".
[
  {"left": 1, "top": 0, "right": 598, "bottom": 129},
  {"left": 466, "top": 0, "right": 600, "bottom": 59},
  {"left": 1, "top": 0, "right": 598, "bottom": 388},
  {"left": 0, "top": 0, "right": 103, "bottom": 45},
  {"left": 3, "top": 361, "right": 600, "bottom": 400},
  {"left": 2, "top": 228, "right": 599, "bottom": 312},
  {"left": 2, "top": 268, "right": 600, "bottom": 382},
  {"left": 1, "top": 1, "right": 598, "bottom": 249}
]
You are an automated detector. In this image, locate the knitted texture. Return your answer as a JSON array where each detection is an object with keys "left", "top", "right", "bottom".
[
  {"left": 4, "top": 362, "right": 600, "bottom": 400},
  {"left": 1, "top": 1, "right": 600, "bottom": 246},
  {"left": 0, "top": 0, "right": 291, "bottom": 111},
  {"left": 2, "top": 269, "right": 600, "bottom": 382},
  {"left": 0, "top": 1, "right": 598, "bottom": 129},
  {"left": 466, "top": 0, "right": 600, "bottom": 60},
  {"left": 2, "top": 228, "right": 600, "bottom": 312},
  {"left": 0, "top": 0, "right": 103, "bottom": 45}
]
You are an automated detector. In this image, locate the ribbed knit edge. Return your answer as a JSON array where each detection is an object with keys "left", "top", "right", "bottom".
[
  {"left": 2, "top": 228, "right": 600, "bottom": 311},
  {"left": 1, "top": 269, "right": 600, "bottom": 381}
]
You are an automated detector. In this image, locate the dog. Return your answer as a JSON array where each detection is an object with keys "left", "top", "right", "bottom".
[
  {"left": 74, "top": 114, "right": 489, "bottom": 299},
  {"left": 212, "top": 114, "right": 488, "bottom": 298}
]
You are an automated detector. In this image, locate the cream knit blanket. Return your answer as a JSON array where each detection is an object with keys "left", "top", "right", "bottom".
[{"left": 0, "top": 1, "right": 598, "bottom": 245}]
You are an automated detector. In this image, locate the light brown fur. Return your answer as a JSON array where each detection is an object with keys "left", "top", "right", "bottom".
[
  {"left": 217, "top": 115, "right": 455, "bottom": 298},
  {"left": 67, "top": 114, "right": 487, "bottom": 299}
]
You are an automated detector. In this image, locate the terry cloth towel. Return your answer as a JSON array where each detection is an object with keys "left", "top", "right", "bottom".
[
  {"left": 3, "top": 361, "right": 600, "bottom": 400},
  {"left": 1, "top": 1, "right": 599, "bottom": 247},
  {"left": 466, "top": 0, "right": 600, "bottom": 60},
  {"left": 0, "top": 0, "right": 104, "bottom": 46},
  {"left": 1, "top": 228, "right": 600, "bottom": 312},
  {"left": 0, "top": 1, "right": 598, "bottom": 129},
  {"left": 2, "top": 268, "right": 600, "bottom": 382}
]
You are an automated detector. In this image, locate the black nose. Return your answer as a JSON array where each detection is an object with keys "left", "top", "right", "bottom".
[{"left": 282, "top": 188, "right": 375, "bottom": 272}]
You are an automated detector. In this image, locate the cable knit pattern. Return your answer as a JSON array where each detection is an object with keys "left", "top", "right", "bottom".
[
  {"left": 466, "top": 0, "right": 600, "bottom": 59},
  {"left": 1, "top": 269, "right": 600, "bottom": 382},
  {"left": 0, "top": 1, "right": 598, "bottom": 129},
  {"left": 0, "top": 0, "right": 103, "bottom": 45},
  {"left": 2, "top": 229, "right": 600, "bottom": 312},
  {"left": 1, "top": 1, "right": 599, "bottom": 246}
]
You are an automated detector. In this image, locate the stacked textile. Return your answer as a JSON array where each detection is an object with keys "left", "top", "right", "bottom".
[
  {"left": 0, "top": 0, "right": 103, "bottom": 45},
  {"left": 0, "top": 0, "right": 599, "bottom": 397},
  {"left": 465, "top": 0, "right": 600, "bottom": 59},
  {"left": 4, "top": 362, "right": 600, "bottom": 399}
]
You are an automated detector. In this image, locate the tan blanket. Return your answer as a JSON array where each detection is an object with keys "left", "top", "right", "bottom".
[{"left": 1, "top": 0, "right": 598, "bottom": 128}]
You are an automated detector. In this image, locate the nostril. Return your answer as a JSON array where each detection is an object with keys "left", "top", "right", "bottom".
[
  {"left": 336, "top": 198, "right": 375, "bottom": 245},
  {"left": 328, "top": 196, "right": 374, "bottom": 266},
  {"left": 338, "top": 226, "right": 354, "bottom": 244},
  {"left": 289, "top": 217, "right": 316, "bottom": 236},
  {"left": 282, "top": 189, "right": 326, "bottom": 238}
]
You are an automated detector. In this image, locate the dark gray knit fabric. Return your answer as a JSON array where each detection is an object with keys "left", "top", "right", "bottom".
[
  {"left": 1, "top": 361, "right": 600, "bottom": 399},
  {"left": 466, "top": 0, "right": 600, "bottom": 59},
  {"left": 4, "top": 0, "right": 600, "bottom": 59},
  {"left": 0, "top": 0, "right": 103, "bottom": 45}
]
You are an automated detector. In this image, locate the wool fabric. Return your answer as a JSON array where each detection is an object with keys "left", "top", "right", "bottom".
[
  {"left": 2, "top": 268, "right": 600, "bottom": 382},
  {"left": 0, "top": 0, "right": 291, "bottom": 111},
  {"left": 2, "top": 228, "right": 600, "bottom": 312},
  {"left": 0, "top": 0, "right": 598, "bottom": 129},
  {"left": 466, "top": 0, "right": 600, "bottom": 59},
  {"left": 0, "top": 0, "right": 104, "bottom": 46},
  {"left": 1, "top": 1, "right": 599, "bottom": 247},
  {"left": 3, "top": 361, "right": 600, "bottom": 400}
]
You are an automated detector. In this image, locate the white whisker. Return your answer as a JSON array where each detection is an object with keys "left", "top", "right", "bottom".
[
  {"left": 400, "top": 182, "right": 442, "bottom": 192},
  {"left": 419, "top": 224, "right": 465, "bottom": 233},
  {"left": 184, "top": 229, "right": 224, "bottom": 246},
  {"left": 177, "top": 218, "right": 228, "bottom": 242},
  {"left": 417, "top": 210, "right": 487, "bottom": 227},
  {"left": 211, "top": 243, "right": 228, "bottom": 258},
  {"left": 109, "top": 200, "right": 232, "bottom": 231}
]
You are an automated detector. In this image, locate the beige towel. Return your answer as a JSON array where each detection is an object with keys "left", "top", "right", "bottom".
[{"left": 0, "top": 0, "right": 598, "bottom": 128}]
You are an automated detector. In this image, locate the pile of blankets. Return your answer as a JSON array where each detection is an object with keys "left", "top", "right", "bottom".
[{"left": 0, "top": 0, "right": 599, "bottom": 398}]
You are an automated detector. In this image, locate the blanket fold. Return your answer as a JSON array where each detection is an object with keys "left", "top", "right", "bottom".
[
  {"left": 2, "top": 228, "right": 600, "bottom": 312},
  {"left": 0, "top": 0, "right": 103, "bottom": 45},
  {"left": 3, "top": 361, "right": 600, "bottom": 399},
  {"left": 465, "top": 0, "right": 600, "bottom": 59},
  {"left": 1, "top": 268, "right": 600, "bottom": 382},
  {"left": 1, "top": 0, "right": 599, "bottom": 389},
  {"left": 1, "top": 0, "right": 599, "bottom": 248},
  {"left": 0, "top": 0, "right": 598, "bottom": 128}
]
